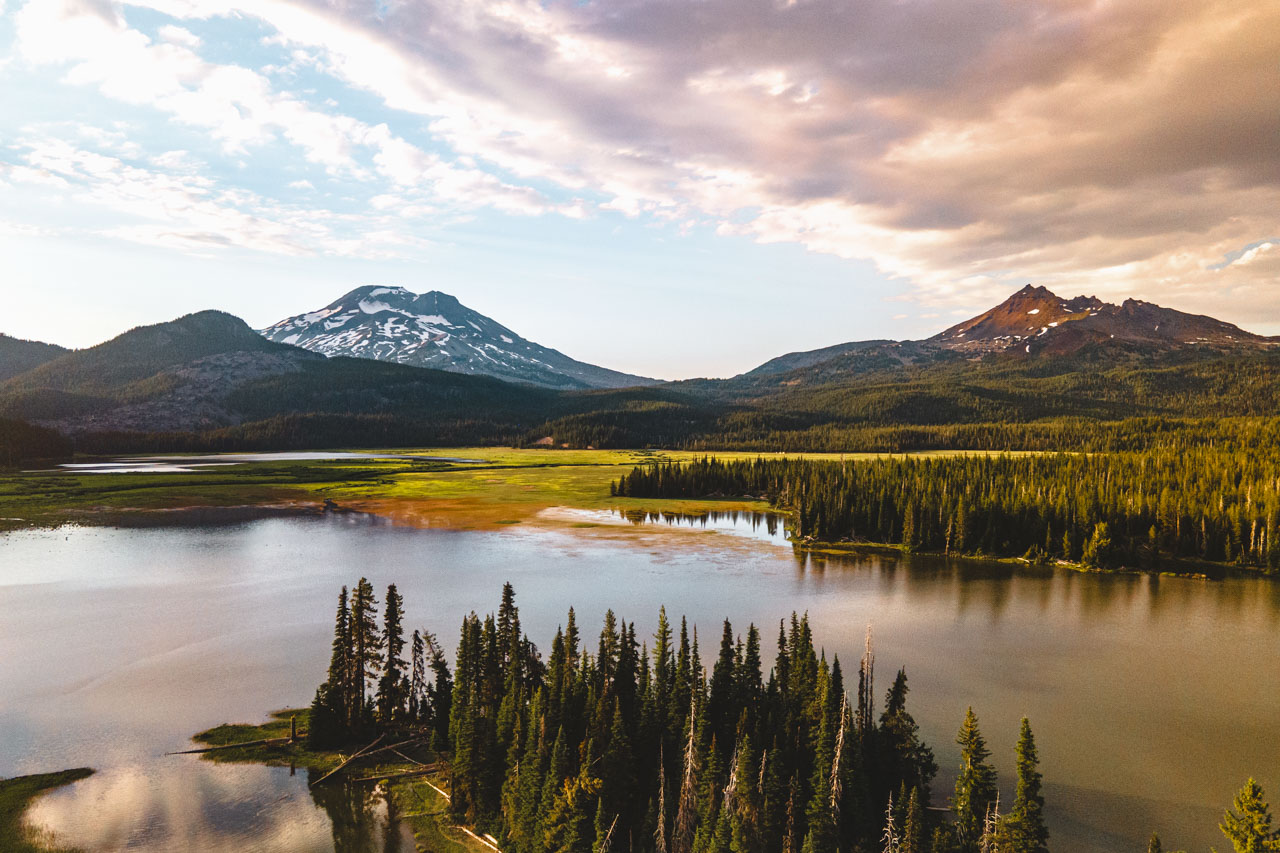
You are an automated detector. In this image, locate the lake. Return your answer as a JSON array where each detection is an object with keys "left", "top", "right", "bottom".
[{"left": 2, "top": 510, "right": 1277, "bottom": 851}]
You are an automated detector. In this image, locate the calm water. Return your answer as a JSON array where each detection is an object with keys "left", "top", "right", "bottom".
[{"left": 2, "top": 512, "right": 1277, "bottom": 852}]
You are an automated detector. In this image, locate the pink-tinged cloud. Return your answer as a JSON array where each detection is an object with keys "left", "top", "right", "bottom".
[{"left": 16, "top": 0, "right": 1280, "bottom": 325}]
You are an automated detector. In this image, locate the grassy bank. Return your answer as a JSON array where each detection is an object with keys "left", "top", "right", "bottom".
[
  {"left": 0, "top": 768, "right": 94, "bottom": 853},
  {"left": 192, "top": 710, "right": 484, "bottom": 853}
]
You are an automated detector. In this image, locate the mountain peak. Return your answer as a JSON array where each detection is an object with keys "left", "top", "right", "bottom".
[
  {"left": 932, "top": 285, "right": 1270, "bottom": 355},
  {"left": 261, "top": 287, "right": 655, "bottom": 390}
]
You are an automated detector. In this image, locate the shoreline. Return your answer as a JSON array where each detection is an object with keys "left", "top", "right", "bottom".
[
  {"left": 190, "top": 710, "right": 483, "bottom": 853},
  {"left": 0, "top": 768, "right": 95, "bottom": 853}
]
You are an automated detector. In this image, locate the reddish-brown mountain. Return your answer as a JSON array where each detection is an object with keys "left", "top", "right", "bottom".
[{"left": 930, "top": 284, "right": 1273, "bottom": 355}]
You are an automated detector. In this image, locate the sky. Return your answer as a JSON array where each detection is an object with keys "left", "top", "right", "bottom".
[{"left": 1, "top": 0, "right": 1276, "bottom": 380}]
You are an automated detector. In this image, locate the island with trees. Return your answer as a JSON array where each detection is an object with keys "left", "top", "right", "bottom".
[{"left": 173, "top": 581, "right": 1277, "bottom": 853}]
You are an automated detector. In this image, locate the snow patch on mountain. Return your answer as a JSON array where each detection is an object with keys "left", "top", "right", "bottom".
[{"left": 259, "top": 286, "right": 655, "bottom": 390}]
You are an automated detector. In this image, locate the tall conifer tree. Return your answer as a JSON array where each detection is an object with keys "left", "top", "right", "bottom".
[{"left": 952, "top": 708, "right": 998, "bottom": 853}]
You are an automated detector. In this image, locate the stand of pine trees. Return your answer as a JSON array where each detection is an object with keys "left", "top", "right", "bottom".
[
  {"left": 613, "top": 452, "right": 1280, "bottom": 572},
  {"left": 307, "top": 581, "right": 1053, "bottom": 852},
  {"left": 309, "top": 578, "right": 453, "bottom": 749}
]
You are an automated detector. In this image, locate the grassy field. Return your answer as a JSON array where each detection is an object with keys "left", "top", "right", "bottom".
[
  {"left": 193, "top": 710, "right": 483, "bottom": 853},
  {"left": 0, "top": 768, "right": 94, "bottom": 853},
  {"left": 0, "top": 447, "right": 902, "bottom": 532}
]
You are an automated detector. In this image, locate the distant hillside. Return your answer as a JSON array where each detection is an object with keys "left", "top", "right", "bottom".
[
  {"left": 7, "top": 284, "right": 1280, "bottom": 454},
  {"left": 261, "top": 286, "right": 656, "bottom": 390},
  {"left": 0, "top": 311, "right": 321, "bottom": 432},
  {"left": 0, "top": 310, "right": 554, "bottom": 436},
  {"left": 744, "top": 340, "right": 897, "bottom": 377},
  {"left": 0, "top": 334, "right": 68, "bottom": 382}
]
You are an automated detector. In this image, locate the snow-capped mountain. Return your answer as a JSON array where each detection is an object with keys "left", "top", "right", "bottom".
[{"left": 260, "top": 286, "right": 655, "bottom": 390}]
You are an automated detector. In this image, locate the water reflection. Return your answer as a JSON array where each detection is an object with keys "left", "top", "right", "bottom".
[
  {"left": 26, "top": 756, "right": 415, "bottom": 852},
  {"left": 2, "top": 516, "right": 1278, "bottom": 853},
  {"left": 612, "top": 507, "right": 784, "bottom": 541}
]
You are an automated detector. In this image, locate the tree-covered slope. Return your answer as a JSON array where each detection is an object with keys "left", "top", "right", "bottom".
[{"left": 0, "top": 334, "right": 69, "bottom": 383}]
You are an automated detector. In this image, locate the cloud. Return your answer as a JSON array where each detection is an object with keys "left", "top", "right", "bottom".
[
  {"left": 10, "top": 0, "right": 1280, "bottom": 325},
  {"left": 12, "top": 0, "right": 570, "bottom": 223},
  {"left": 3, "top": 135, "right": 437, "bottom": 258}
]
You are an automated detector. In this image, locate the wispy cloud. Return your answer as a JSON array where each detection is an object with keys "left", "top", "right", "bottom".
[{"left": 6, "top": 0, "right": 1279, "bottom": 325}]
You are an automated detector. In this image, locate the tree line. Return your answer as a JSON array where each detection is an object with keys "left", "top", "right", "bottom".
[
  {"left": 0, "top": 417, "right": 71, "bottom": 467},
  {"left": 613, "top": 452, "right": 1280, "bottom": 572},
  {"left": 307, "top": 581, "right": 1051, "bottom": 852}
]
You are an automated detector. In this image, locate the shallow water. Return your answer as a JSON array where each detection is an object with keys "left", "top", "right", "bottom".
[{"left": 2, "top": 512, "right": 1277, "bottom": 851}]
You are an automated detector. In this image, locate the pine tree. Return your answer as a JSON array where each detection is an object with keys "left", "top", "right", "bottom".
[
  {"left": 993, "top": 719, "right": 1047, "bottom": 853},
  {"left": 376, "top": 583, "right": 406, "bottom": 727},
  {"left": 1146, "top": 832, "right": 1162, "bottom": 853},
  {"left": 410, "top": 629, "right": 426, "bottom": 722},
  {"left": 543, "top": 768, "right": 603, "bottom": 853},
  {"left": 509, "top": 689, "right": 548, "bottom": 853},
  {"left": 349, "top": 578, "right": 381, "bottom": 729},
  {"left": 308, "top": 586, "right": 354, "bottom": 747},
  {"left": 880, "top": 669, "right": 938, "bottom": 806},
  {"left": 952, "top": 708, "right": 998, "bottom": 853},
  {"left": 902, "top": 787, "right": 925, "bottom": 853},
  {"left": 329, "top": 587, "right": 352, "bottom": 720},
  {"left": 674, "top": 703, "right": 701, "bottom": 853},
  {"left": 1219, "top": 778, "right": 1279, "bottom": 853},
  {"left": 423, "top": 630, "right": 453, "bottom": 750},
  {"left": 708, "top": 620, "right": 739, "bottom": 761},
  {"left": 728, "top": 734, "right": 763, "bottom": 853}
]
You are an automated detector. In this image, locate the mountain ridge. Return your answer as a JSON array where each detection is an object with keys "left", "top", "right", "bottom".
[
  {"left": 735, "top": 284, "right": 1276, "bottom": 380},
  {"left": 0, "top": 333, "right": 70, "bottom": 383},
  {"left": 5, "top": 284, "right": 1280, "bottom": 450}
]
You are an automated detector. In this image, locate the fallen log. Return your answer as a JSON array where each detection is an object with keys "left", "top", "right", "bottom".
[
  {"left": 353, "top": 766, "right": 441, "bottom": 784},
  {"left": 389, "top": 747, "right": 428, "bottom": 766},
  {"left": 353, "top": 735, "right": 428, "bottom": 761},
  {"left": 309, "top": 734, "right": 385, "bottom": 787},
  {"left": 166, "top": 737, "right": 292, "bottom": 756}
]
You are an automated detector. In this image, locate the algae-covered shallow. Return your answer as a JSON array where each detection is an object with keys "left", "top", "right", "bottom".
[{"left": 3, "top": 511, "right": 1279, "bottom": 852}]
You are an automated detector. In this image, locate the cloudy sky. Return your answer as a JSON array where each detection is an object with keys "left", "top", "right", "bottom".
[{"left": 1, "top": 0, "right": 1276, "bottom": 378}]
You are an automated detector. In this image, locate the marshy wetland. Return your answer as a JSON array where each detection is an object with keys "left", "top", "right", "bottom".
[{"left": 1, "top": 449, "right": 1277, "bottom": 852}]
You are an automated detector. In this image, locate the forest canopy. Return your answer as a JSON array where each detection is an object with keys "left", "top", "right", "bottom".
[
  {"left": 308, "top": 580, "right": 1051, "bottom": 853},
  {"left": 614, "top": 451, "right": 1280, "bottom": 573}
]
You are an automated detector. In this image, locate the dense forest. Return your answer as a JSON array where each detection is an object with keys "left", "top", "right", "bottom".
[
  {"left": 0, "top": 417, "right": 72, "bottom": 467},
  {"left": 307, "top": 582, "right": 1280, "bottom": 853},
  {"left": 309, "top": 581, "right": 1052, "bottom": 853},
  {"left": 523, "top": 347, "right": 1280, "bottom": 450},
  {"left": 8, "top": 411, "right": 1280, "bottom": 467},
  {"left": 613, "top": 450, "right": 1280, "bottom": 572}
]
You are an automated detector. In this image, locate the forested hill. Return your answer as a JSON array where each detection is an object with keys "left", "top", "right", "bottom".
[
  {"left": 4, "top": 285, "right": 1280, "bottom": 457},
  {"left": 0, "top": 333, "right": 68, "bottom": 383},
  {"left": 528, "top": 348, "right": 1280, "bottom": 451},
  {"left": 0, "top": 310, "right": 556, "bottom": 446}
]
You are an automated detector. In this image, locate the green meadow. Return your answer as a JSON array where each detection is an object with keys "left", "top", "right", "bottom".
[{"left": 0, "top": 447, "right": 902, "bottom": 531}]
